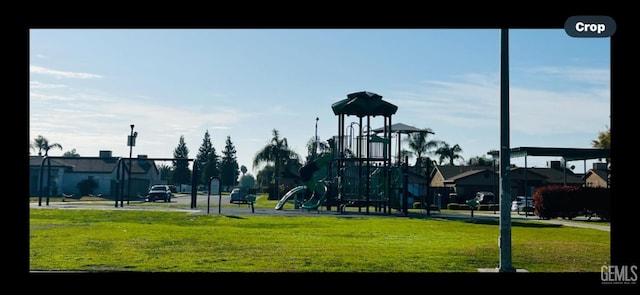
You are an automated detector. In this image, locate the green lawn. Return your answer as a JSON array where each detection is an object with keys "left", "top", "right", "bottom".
[{"left": 29, "top": 206, "right": 609, "bottom": 273}]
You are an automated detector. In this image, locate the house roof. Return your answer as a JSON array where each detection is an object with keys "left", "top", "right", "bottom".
[
  {"left": 29, "top": 157, "right": 72, "bottom": 168},
  {"left": 29, "top": 156, "right": 156, "bottom": 175},
  {"left": 488, "top": 146, "right": 610, "bottom": 161},
  {"left": 434, "top": 164, "right": 583, "bottom": 185},
  {"left": 434, "top": 165, "right": 494, "bottom": 180},
  {"left": 446, "top": 169, "right": 489, "bottom": 182},
  {"left": 582, "top": 168, "right": 609, "bottom": 181},
  {"left": 517, "top": 167, "right": 583, "bottom": 185}
]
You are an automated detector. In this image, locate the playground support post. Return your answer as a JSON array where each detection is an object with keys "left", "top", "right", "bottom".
[{"left": 402, "top": 156, "right": 408, "bottom": 216}]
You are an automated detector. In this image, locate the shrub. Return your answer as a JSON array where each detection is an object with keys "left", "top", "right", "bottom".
[{"left": 534, "top": 185, "right": 581, "bottom": 219}]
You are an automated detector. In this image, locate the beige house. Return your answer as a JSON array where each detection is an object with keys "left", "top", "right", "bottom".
[{"left": 582, "top": 162, "right": 609, "bottom": 188}]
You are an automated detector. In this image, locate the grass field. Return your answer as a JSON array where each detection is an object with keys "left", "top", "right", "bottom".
[{"left": 29, "top": 201, "right": 610, "bottom": 273}]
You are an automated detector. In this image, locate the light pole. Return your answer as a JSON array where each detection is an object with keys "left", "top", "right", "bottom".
[
  {"left": 127, "top": 124, "right": 137, "bottom": 205},
  {"left": 314, "top": 117, "right": 319, "bottom": 158}
]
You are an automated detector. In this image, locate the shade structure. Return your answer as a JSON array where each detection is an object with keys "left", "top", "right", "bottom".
[
  {"left": 371, "top": 123, "right": 434, "bottom": 135},
  {"left": 371, "top": 123, "right": 435, "bottom": 165},
  {"left": 331, "top": 91, "right": 398, "bottom": 117}
]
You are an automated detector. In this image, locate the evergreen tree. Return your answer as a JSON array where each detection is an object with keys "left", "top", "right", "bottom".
[
  {"left": 196, "top": 130, "right": 219, "bottom": 185},
  {"left": 172, "top": 135, "right": 192, "bottom": 185},
  {"left": 219, "top": 135, "right": 240, "bottom": 190}
]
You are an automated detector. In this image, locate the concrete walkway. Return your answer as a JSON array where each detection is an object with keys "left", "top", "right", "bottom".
[{"left": 29, "top": 200, "right": 610, "bottom": 232}]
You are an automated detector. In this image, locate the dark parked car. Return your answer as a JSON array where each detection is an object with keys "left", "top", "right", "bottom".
[
  {"left": 230, "top": 187, "right": 249, "bottom": 204},
  {"left": 147, "top": 185, "right": 173, "bottom": 202}
]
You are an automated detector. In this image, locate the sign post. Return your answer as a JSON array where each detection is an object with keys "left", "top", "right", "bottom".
[{"left": 209, "top": 177, "right": 220, "bottom": 215}]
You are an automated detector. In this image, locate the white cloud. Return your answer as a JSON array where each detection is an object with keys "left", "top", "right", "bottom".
[
  {"left": 509, "top": 86, "right": 609, "bottom": 135},
  {"left": 526, "top": 66, "right": 609, "bottom": 85},
  {"left": 30, "top": 81, "right": 67, "bottom": 89},
  {"left": 30, "top": 65, "right": 103, "bottom": 79},
  {"left": 30, "top": 92, "right": 77, "bottom": 102},
  {"left": 389, "top": 74, "right": 500, "bottom": 128}
]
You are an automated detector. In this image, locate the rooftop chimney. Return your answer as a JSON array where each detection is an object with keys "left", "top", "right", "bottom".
[{"left": 99, "top": 150, "right": 113, "bottom": 158}]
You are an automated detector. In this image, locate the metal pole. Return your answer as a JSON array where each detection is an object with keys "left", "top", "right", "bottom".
[
  {"left": 499, "top": 28, "right": 515, "bottom": 272},
  {"left": 315, "top": 117, "right": 319, "bottom": 158},
  {"left": 128, "top": 124, "right": 135, "bottom": 205}
]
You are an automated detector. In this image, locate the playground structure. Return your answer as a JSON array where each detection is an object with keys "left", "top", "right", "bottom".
[
  {"left": 275, "top": 153, "right": 332, "bottom": 211},
  {"left": 277, "top": 91, "right": 430, "bottom": 215}
]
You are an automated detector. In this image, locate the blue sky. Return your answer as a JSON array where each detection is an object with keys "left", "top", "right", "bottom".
[{"left": 29, "top": 28, "right": 610, "bottom": 174}]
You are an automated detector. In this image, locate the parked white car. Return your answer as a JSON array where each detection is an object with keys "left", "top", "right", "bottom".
[{"left": 511, "top": 196, "right": 534, "bottom": 214}]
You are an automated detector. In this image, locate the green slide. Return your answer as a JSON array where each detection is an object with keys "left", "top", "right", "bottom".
[
  {"left": 275, "top": 185, "right": 307, "bottom": 210},
  {"left": 275, "top": 154, "right": 333, "bottom": 211},
  {"left": 301, "top": 182, "right": 328, "bottom": 211}
]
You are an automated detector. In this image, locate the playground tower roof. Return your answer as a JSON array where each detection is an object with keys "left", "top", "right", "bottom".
[{"left": 331, "top": 91, "right": 398, "bottom": 117}]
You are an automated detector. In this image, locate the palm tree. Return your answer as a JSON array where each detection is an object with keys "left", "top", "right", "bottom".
[
  {"left": 403, "top": 131, "right": 439, "bottom": 166},
  {"left": 305, "top": 136, "right": 330, "bottom": 163},
  {"left": 253, "top": 129, "right": 301, "bottom": 199},
  {"left": 435, "top": 142, "right": 464, "bottom": 165},
  {"left": 32, "top": 135, "right": 63, "bottom": 156}
]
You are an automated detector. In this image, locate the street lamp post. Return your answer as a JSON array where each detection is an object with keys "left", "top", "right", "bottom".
[
  {"left": 315, "top": 117, "right": 319, "bottom": 158},
  {"left": 127, "top": 124, "right": 137, "bottom": 205}
]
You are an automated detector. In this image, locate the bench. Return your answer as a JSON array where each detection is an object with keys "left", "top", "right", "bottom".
[
  {"left": 61, "top": 193, "right": 76, "bottom": 202},
  {"left": 245, "top": 195, "right": 256, "bottom": 213}
]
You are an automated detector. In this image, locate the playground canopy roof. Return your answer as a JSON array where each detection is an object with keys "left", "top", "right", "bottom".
[
  {"left": 331, "top": 91, "right": 398, "bottom": 117},
  {"left": 371, "top": 123, "right": 434, "bottom": 135},
  {"left": 487, "top": 146, "right": 610, "bottom": 161}
]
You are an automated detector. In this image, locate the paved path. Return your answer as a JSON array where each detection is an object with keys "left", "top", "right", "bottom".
[{"left": 30, "top": 196, "right": 610, "bottom": 232}]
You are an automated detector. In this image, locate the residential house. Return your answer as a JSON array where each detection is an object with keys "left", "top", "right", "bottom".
[
  {"left": 429, "top": 165, "right": 498, "bottom": 204},
  {"left": 29, "top": 150, "right": 161, "bottom": 198},
  {"left": 517, "top": 162, "right": 585, "bottom": 193},
  {"left": 428, "top": 160, "right": 586, "bottom": 206},
  {"left": 582, "top": 162, "right": 610, "bottom": 188}
]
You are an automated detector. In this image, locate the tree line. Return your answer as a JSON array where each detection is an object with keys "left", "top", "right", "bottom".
[{"left": 30, "top": 125, "right": 611, "bottom": 195}]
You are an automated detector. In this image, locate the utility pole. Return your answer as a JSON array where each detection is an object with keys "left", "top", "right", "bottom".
[
  {"left": 127, "top": 124, "right": 137, "bottom": 206},
  {"left": 499, "top": 28, "right": 515, "bottom": 273},
  {"left": 315, "top": 117, "right": 319, "bottom": 158}
]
